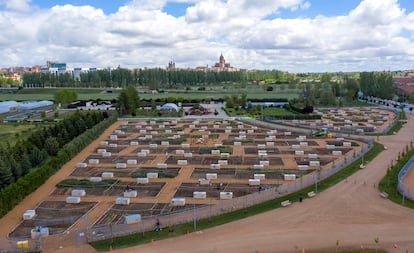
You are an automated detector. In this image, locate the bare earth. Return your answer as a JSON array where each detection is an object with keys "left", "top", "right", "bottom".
[{"left": 2, "top": 113, "right": 414, "bottom": 252}]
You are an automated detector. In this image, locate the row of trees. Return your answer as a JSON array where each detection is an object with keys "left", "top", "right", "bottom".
[
  {"left": 0, "top": 77, "right": 19, "bottom": 87},
  {"left": 224, "top": 94, "right": 248, "bottom": 110},
  {"left": 21, "top": 68, "right": 298, "bottom": 88},
  {"left": 297, "top": 72, "right": 395, "bottom": 107},
  {"left": 0, "top": 111, "right": 117, "bottom": 217},
  {"left": 360, "top": 72, "right": 395, "bottom": 99},
  {"left": 298, "top": 75, "right": 360, "bottom": 107},
  {"left": 0, "top": 111, "right": 105, "bottom": 190}
]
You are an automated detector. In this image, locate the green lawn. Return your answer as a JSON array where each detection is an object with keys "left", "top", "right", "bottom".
[
  {"left": 379, "top": 146, "right": 414, "bottom": 208},
  {"left": 17, "top": 88, "right": 107, "bottom": 94},
  {"left": 262, "top": 107, "right": 299, "bottom": 117},
  {"left": 0, "top": 87, "right": 300, "bottom": 101},
  {"left": 0, "top": 93, "right": 118, "bottom": 101}
]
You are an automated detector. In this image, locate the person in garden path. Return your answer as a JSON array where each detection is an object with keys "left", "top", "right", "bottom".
[{"left": 155, "top": 218, "right": 161, "bottom": 231}]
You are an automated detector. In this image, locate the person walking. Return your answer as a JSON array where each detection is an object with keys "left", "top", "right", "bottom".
[{"left": 155, "top": 218, "right": 161, "bottom": 231}]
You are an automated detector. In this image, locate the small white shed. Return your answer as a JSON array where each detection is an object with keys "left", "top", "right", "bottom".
[
  {"left": 23, "top": 210, "right": 36, "bottom": 220},
  {"left": 171, "top": 197, "right": 186, "bottom": 206},
  {"left": 71, "top": 189, "right": 86, "bottom": 197},
  {"left": 206, "top": 173, "right": 217, "bottom": 180},
  {"left": 125, "top": 214, "right": 141, "bottom": 224},
  {"left": 137, "top": 178, "right": 149, "bottom": 184},
  {"left": 124, "top": 190, "right": 137, "bottom": 198},
  {"left": 193, "top": 191, "right": 207, "bottom": 199},
  {"left": 249, "top": 179, "right": 261, "bottom": 186},
  {"left": 116, "top": 197, "right": 130, "bottom": 205},
  {"left": 66, "top": 196, "right": 81, "bottom": 204},
  {"left": 284, "top": 174, "right": 296, "bottom": 181},
  {"left": 220, "top": 192, "right": 233, "bottom": 200}
]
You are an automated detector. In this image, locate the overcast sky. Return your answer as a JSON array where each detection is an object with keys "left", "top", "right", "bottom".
[{"left": 1, "top": 0, "right": 414, "bottom": 72}]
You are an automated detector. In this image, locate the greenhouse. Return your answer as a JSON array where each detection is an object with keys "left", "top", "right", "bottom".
[
  {"left": 0, "top": 101, "right": 20, "bottom": 114},
  {"left": 15, "top": 100, "right": 53, "bottom": 110},
  {"left": 161, "top": 103, "right": 179, "bottom": 112}
]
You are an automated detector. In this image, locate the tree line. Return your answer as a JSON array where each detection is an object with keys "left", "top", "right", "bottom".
[
  {"left": 360, "top": 72, "right": 395, "bottom": 99},
  {"left": 0, "top": 77, "right": 19, "bottom": 87},
  {"left": 295, "top": 72, "right": 395, "bottom": 107},
  {"left": 21, "top": 68, "right": 296, "bottom": 88},
  {"left": 0, "top": 111, "right": 117, "bottom": 217},
  {"left": 0, "top": 111, "right": 104, "bottom": 189}
]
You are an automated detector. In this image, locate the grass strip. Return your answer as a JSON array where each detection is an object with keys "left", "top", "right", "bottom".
[
  {"left": 379, "top": 147, "right": 414, "bottom": 208},
  {"left": 384, "top": 121, "right": 404, "bottom": 136},
  {"left": 90, "top": 142, "right": 383, "bottom": 251},
  {"left": 384, "top": 109, "right": 407, "bottom": 136}
]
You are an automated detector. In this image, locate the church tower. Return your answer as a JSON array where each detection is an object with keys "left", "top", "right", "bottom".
[
  {"left": 168, "top": 61, "right": 175, "bottom": 70},
  {"left": 219, "top": 53, "right": 225, "bottom": 68}
]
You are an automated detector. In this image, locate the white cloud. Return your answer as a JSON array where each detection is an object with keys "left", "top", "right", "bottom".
[
  {"left": 301, "top": 1, "right": 310, "bottom": 10},
  {"left": 0, "top": 0, "right": 31, "bottom": 11},
  {"left": 185, "top": 0, "right": 307, "bottom": 23},
  {"left": 126, "top": 0, "right": 167, "bottom": 11},
  {"left": 0, "top": 0, "right": 413, "bottom": 72}
]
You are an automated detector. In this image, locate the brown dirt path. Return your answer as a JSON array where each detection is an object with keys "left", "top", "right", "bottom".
[
  {"left": 114, "top": 114, "right": 414, "bottom": 253},
  {"left": 0, "top": 120, "right": 123, "bottom": 237},
  {"left": 155, "top": 165, "right": 194, "bottom": 203}
]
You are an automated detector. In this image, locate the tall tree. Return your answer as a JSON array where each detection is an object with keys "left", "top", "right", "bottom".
[
  {"left": 360, "top": 72, "right": 395, "bottom": 99},
  {"left": 117, "top": 86, "right": 140, "bottom": 115},
  {"left": 54, "top": 89, "right": 78, "bottom": 105},
  {"left": 44, "top": 137, "right": 60, "bottom": 156},
  {"left": 0, "top": 160, "right": 14, "bottom": 189},
  {"left": 344, "top": 76, "right": 359, "bottom": 100}
]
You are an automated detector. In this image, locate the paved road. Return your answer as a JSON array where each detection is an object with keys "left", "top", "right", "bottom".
[{"left": 111, "top": 113, "right": 414, "bottom": 253}]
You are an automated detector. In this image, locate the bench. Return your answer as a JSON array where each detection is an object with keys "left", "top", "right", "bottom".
[
  {"left": 281, "top": 200, "right": 291, "bottom": 207},
  {"left": 380, "top": 192, "right": 389, "bottom": 198},
  {"left": 307, "top": 191, "right": 316, "bottom": 198}
]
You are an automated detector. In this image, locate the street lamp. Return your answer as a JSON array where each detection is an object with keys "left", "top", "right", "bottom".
[
  {"left": 169, "top": 204, "right": 173, "bottom": 232},
  {"left": 193, "top": 198, "right": 197, "bottom": 232},
  {"left": 315, "top": 167, "right": 320, "bottom": 193}
]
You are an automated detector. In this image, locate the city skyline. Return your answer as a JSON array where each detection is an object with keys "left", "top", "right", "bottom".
[{"left": 0, "top": 0, "right": 414, "bottom": 72}]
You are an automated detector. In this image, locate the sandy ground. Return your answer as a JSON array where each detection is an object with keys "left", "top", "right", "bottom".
[{"left": 2, "top": 113, "right": 414, "bottom": 253}]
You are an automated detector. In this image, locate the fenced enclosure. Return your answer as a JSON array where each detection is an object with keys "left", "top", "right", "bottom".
[
  {"left": 86, "top": 141, "right": 371, "bottom": 243},
  {"left": 0, "top": 117, "right": 374, "bottom": 252}
]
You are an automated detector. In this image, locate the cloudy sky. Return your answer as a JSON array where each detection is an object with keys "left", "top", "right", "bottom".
[{"left": 1, "top": 0, "right": 414, "bottom": 72}]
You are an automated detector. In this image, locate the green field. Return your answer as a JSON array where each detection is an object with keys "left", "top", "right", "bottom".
[
  {"left": 140, "top": 92, "right": 299, "bottom": 100},
  {"left": 0, "top": 87, "right": 300, "bottom": 101},
  {"left": 262, "top": 107, "right": 300, "bottom": 117},
  {"left": 0, "top": 88, "right": 117, "bottom": 101}
]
